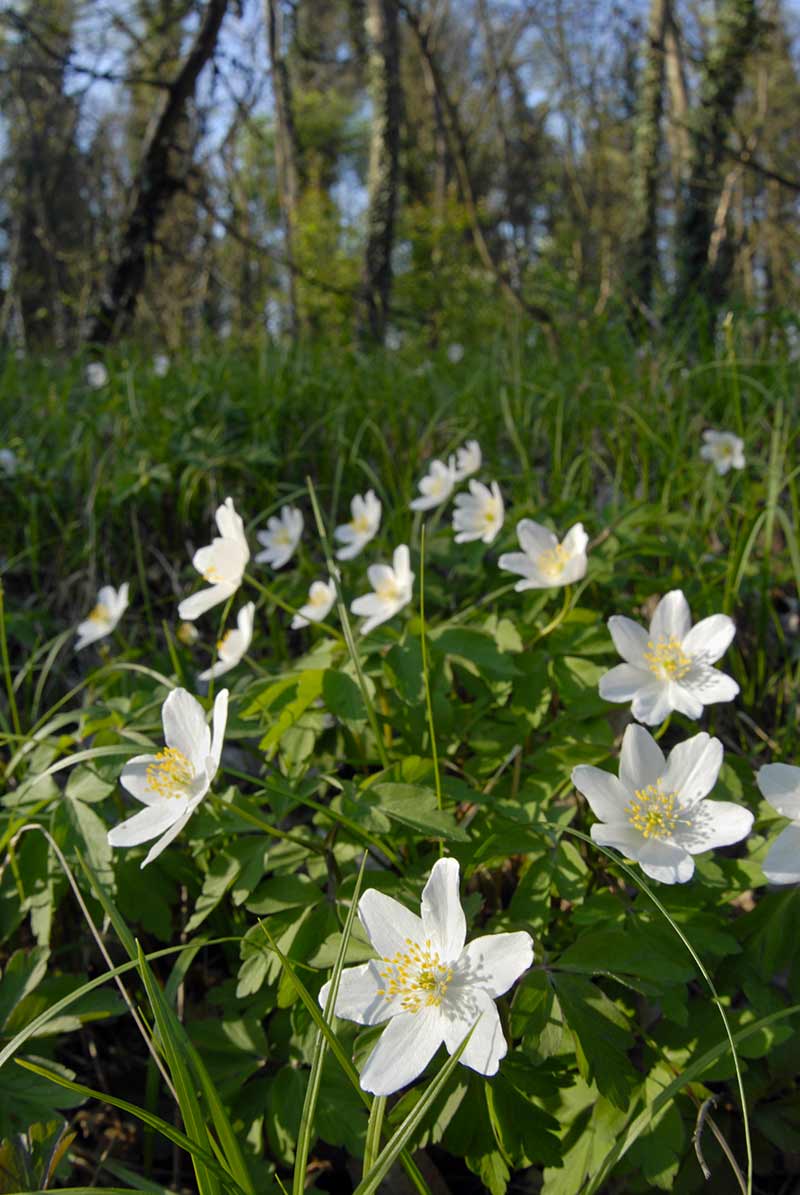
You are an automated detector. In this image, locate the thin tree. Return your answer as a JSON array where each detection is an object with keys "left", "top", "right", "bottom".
[{"left": 266, "top": 0, "right": 302, "bottom": 336}]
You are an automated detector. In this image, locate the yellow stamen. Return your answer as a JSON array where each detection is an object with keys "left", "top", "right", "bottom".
[
  {"left": 352, "top": 514, "right": 371, "bottom": 534},
  {"left": 88, "top": 603, "right": 111, "bottom": 623},
  {"left": 626, "top": 780, "right": 691, "bottom": 840},
  {"left": 537, "top": 544, "right": 569, "bottom": 578},
  {"left": 378, "top": 937, "right": 454, "bottom": 1014},
  {"left": 146, "top": 747, "right": 194, "bottom": 799},
  {"left": 643, "top": 635, "right": 692, "bottom": 680}
]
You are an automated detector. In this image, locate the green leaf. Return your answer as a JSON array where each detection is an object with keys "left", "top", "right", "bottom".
[
  {"left": 0, "top": 947, "right": 49, "bottom": 1030},
  {"left": 430, "top": 627, "right": 520, "bottom": 680},
  {"left": 550, "top": 973, "right": 635, "bottom": 1110},
  {"left": 367, "top": 783, "right": 469, "bottom": 842},
  {"left": 323, "top": 669, "right": 367, "bottom": 722},
  {"left": 246, "top": 875, "right": 322, "bottom": 916}
]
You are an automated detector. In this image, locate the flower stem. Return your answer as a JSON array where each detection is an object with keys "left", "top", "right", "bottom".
[
  {"left": 210, "top": 792, "right": 328, "bottom": 856},
  {"left": 419, "top": 525, "right": 442, "bottom": 814},
  {"left": 244, "top": 572, "right": 344, "bottom": 644},
  {"left": 363, "top": 1096, "right": 386, "bottom": 1177}
]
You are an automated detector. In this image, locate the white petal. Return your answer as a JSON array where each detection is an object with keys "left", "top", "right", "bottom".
[
  {"left": 442, "top": 988, "right": 507, "bottom": 1076},
  {"left": 763, "top": 823, "right": 800, "bottom": 885},
  {"left": 75, "top": 621, "right": 110, "bottom": 651},
  {"left": 559, "top": 554, "right": 588, "bottom": 584},
  {"left": 210, "top": 689, "right": 229, "bottom": 772},
  {"left": 682, "top": 614, "right": 736, "bottom": 663},
  {"left": 198, "top": 657, "right": 236, "bottom": 683},
  {"left": 163, "top": 689, "right": 211, "bottom": 769},
  {"left": 107, "top": 799, "right": 187, "bottom": 848},
  {"left": 630, "top": 679, "right": 675, "bottom": 725},
  {"left": 351, "top": 593, "right": 388, "bottom": 620},
  {"left": 497, "top": 551, "right": 535, "bottom": 579},
  {"left": 178, "top": 584, "right": 233, "bottom": 621},
  {"left": 457, "top": 931, "right": 533, "bottom": 998},
  {"left": 561, "top": 523, "right": 588, "bottom": 557},
  {"left": 682, "top": 666, "right": 739, "bottom": 707},
  {"left": 608, "top": 616, "right": 649, "bottom": 665},
  {"left": 358, "top": 888, "right": 425, "bottom": 958},
  {"left": 598, "top": 663, "right": 650, "bottom": 702},
  {"left": 619, "top": 724, "right": 665, "bottom": 792},
  {"left": 756, "top": 764, "right": 800, "bottom": 819},
  {"left": 321, "top": 961, "right": 396, "bottom": 1025},
  {"left": 674, "top": 800, "right": 752, "bottom": 852},
  {"left": 140, "top": 808, "right": 193, "bottom": 867},
  {"left": 366, "top": 564, "right": 394, "bottom": 592},
  {"left": 650, "top": 591, "right": 692, "bottom": 642},
  {"left": 359, "top": 1008, "right": 444, "bottom": 1096},
  {"left": 591, "top": 824, "right": 694, "bottom": 883},
  {"left": 393, "top": 544, "right": 411, "bottom": 580},
  {"left": 421, "top": 858, "right": 466, "bottom": 961},
  {"left": 661, "top": 733, "right": 723, "bottom": 803},
  {"left": 516, "top": 520, "right": 556, "bottom": 558},
  {"left": 119, "top": 754, "right": 160, "bottom": 805},
  {"left": 667, "top": 680, "right": 705, "bottom": 720},
  {"left": 572, "top": 765, "right": 632, "bottom": 821}
]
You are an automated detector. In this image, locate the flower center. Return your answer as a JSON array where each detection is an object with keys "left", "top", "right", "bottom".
[
  {"left": 352, "top": 514, "right": 371, "bottom": 534},
  {"left": 376, "top": 577, "right": 401, "bottom": 602},
  {"left": 146, "top": 747, "right": 195, "bottom": 799},
  {"left": 537, "top": 544, "right": 569, "bottom": 577},
  {"left": 274, "top": 529, "right": 291, "bottom": 546},
  {"left": 217, "top": 630, "right": 233, "bottom": 652},
  {"left": 643, "top": 635, "right": 692, "bottom": 680},
  {"left": 626, "top": 781, "right": 691, "bottom": 840},
  {"left": 88, "top": 603, "right": 111, "bottom": 623},
  {"left": 377, "top": 938, "right": 454, "bottom": 1014}
]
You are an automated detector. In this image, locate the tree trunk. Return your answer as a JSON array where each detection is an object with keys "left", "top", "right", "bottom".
[
  {"left": 670, "top": 0, "right": 760, "bottom": 318},
  {"left": 87, "top": 0, "right": 229, "bottom": 344},
  {"left": 359, "top": 0, "right": 401, "bottom": 343},
  {"left": 628, "top": 0, "right": 669, "bottom": 315},
  {"left": 266, "top": 0, "right": 303, "bottom": 337}
]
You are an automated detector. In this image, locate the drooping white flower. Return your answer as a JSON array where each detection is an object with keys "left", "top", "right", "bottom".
[
  {"left": 291, "top": 580, "right": 337, "bottom": 629},
  {"left": 498, "top": 520, "right": 588, "bottom": 589},
  {"left": 0, "top": 448, "right": 18, "bottom": 477},
  {"left": 319, "top": 858, "right": 533, "bottom": 1096},
  {"left": 108, "top": 688, "right": 228, "bottom": 868},
  {"left": 572, "top": 725, "right": 753, "bottom": 884},
  {"left": 351, "top": 544, "right": 414, "bottom": 635},
  {"left": 453, "top": 481, "right": 504, "bottom": 545},
  {"left": 598, "top": 590, "right": 739, "bottom": 725},
  {"left": 198, "top": 603, "right": 255, "bottom": 681},
  {"left": 334, "top": 491, "right": 382, "bottom": 561},
  {"left": 452, "top": 439, "right": 481, "bottom": 482},
  {"left": 75, "top": 583, "right": 130, "bottom": 652},
  {"left": 700, "top": 429, "right": 745, "bottom": 476},
  {"left": 447, "top": 342, "right": 464, "bottom": 364},
  {"left": 153, "top": 354, "right": 170, "bottom": 377},
  {"left": 756, "top": 764, "right": 800, "bottom": 884},
  {"left": 86, "top": 362, "right": 108, "bottom": 389},
  {"left": 410, "top": 460, "right": 456, "bottom": 512},
  {"left": 255, "top": 505, "right": 303, "bottom": 569},
  {"left": 178, "top": 497, "right": 250, "bottom": 621}
]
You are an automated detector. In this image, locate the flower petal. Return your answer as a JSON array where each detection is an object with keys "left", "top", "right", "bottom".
[
  {"left": 591, "top": 824, "right": 694, "bottom": 883},
  {"left": 140, "top": 808, "right": 193, "bottom": 868},
  {"left": 516, "top": 520, "right": 556, "bottom": 558},
  {"left": 119, "top": 754, "right": 161, "bottom": 804},
  {"left": 763, "top": 823, "right": 800, "bottom": 885},
  {"left": 358, "top": 1007, "right": 444, "bottom": 1096},
  {"left": 572, "top": 765, "right": 632, "bottom": 822},
  {"left": 673, "top": 799, "right": 752, "bottom": 852},
  {"left": 442, "top": 987, "right": 507, "bottom": 1075},
  {"left": 561, "top": 523, "right": 588, "bottom": 557},
  {"left": 667, "top": 681, "right": 705, "bottom": 720},
  {"left": 598, "top": 663, "right": 649, "bottom": 703},
  {"left": 320, "top": 961, "right": 396, "bottom": 1025},
  {"left": 682, "top": 666, "right": 739, "bottom": 707},
  {"left": 497, "top": 551, "right": 535, "bottom": 579},
  {"left": 756, "top": 763, "right": 800, "bottom": 819},
  {"left": 107, "top": 799, "right": 187, "bottom": 848},
  {"left": 650, "top": 591, "right": 692, "bottom": 642},
  {"left": 209, "top": 689, "right": 229, "bottom": 773},
  {"left": 358, "top": 888, "right": 425, "bottom": 959},
  {"left": 457, "top": 931, "right": 533, "bottom": 998},
  {"left": 421, "top": 858, "right": 466, "bottom": 961},
  {"left": 608, "top": 616, "right": 649, "bottom": 665},
  {"left": 619, "top": 724, "right": 665, "bottom": 792},
  {"left": 162, "top": 689, "right": 211, "bottom": 769},
  {"left": 178, "top": 583, "right": 233, "bottom": 621},
  {"left": 661, "top": 733, "right": 723, "bottom": 803},
  {"left": 629, "top": 678, "right": 675, "bottom": 725},
  {"left": 682, "top": 614, "right": 736, "bottom": 663}
]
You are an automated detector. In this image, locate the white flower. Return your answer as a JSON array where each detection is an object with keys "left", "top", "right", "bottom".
[
  {"left": 351, "top": 544, "right": 414, "bottom": 635},
  {"left": 86, "top": 362, "right": 108, "bottom": 389},
  {"left": 0, "top": 449, "right": 18, "bottom": 476},
  {"left": 453, "top": 481, "right": 504, "bottom": 545},
  {"left": 446, "top": 342, "right": 464, "bottom": 364},
  {"left": 255, "top": 505, "right": 303, "bottom": 569},
  {"left": 108, "top": 688, "right": 228, "bottom": 868},
  {"left": 452, "top": 439, "right": 481, "bottom": 482},
  {"left": 198, "top": 603, "right": 255, "bottom": 681},
  {"left": 572, "top": 725, "right": 753, "bottom": 884},
  {"left": 410, "top": 460, "right": 456, "bottom": 512},
  {"left": 385, "top": 327, "right": 402, "bottom": 351},
  {"left": 498, "top": 520, "right": 588, "bottom": 589},
  {"left": 334, "top": 491, "right": 382, "bottom": 561},
  {"left": 700, "top": 429, "right": 745, "bottom": 476},
  {"left": 319, "top": 857, "right": 533, "bottom": 1095},
  {"left": 756, "top": 764, "right": 800, "bottom": 884},
  {"left": 291, "top": 580, "right": 336, "bottom": 629},
  {"left": 178, "top": 497, "right": 250, "bottom": 621},
  {"left": 153, "top": 354, "right": 170, "bottom": 377},
  {"left": 75, "top": 583, "right": 129, "bottom": 651},
  {"left": 598, "top": 590, "right": 739, "bottom": 725}
]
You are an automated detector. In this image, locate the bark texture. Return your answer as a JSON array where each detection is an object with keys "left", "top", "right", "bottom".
[
  {"left": 359, "top": 0, "right": 401, "bottom": 343},
  {"left": 628, "top": 0, "right": 670, "bottom": 313},
  {"left": 266, "top": 0, "right": 303, "bottom": 336},
  {"left": 87, "top": 0, "right": 229, "bottom": 344},
  {"left": 671, "top": 0, "right": 760, "bottom": 317}
]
